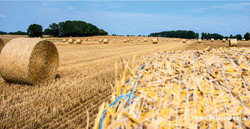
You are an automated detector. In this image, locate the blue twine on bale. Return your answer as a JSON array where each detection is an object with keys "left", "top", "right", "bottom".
[{"left": 99, "top": 63, "right": 145, "bottom": 129}]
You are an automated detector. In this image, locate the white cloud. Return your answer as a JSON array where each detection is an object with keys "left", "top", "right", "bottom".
[
  {"left": 42, "top": 3, "right": 48, "bottom": 6},
  {"left": 68, "top": 6, "right": 75, "bottom": 10},
  {"left": 0, "top": 14, "right": 6, "bottom": 18}
]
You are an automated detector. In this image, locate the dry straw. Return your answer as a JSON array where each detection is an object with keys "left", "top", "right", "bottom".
[
  {"left": 144, "top": 39, "right": 148, "bottom": 42},
  {"left": 229, "top": 39, "right": 237, "bottom": 47},
  {"left": 0, "top": 38, "right": 4, "bottom": 53},
  {"left": 0, "top": 38, "right": 59, "bottom": 85},
  {"left": 182, "top": 39, "right": 186, "bottom": 43},
  {"left": 211, "top": 38, "right": 214, "bottom": 42},
  {"left": 222, "top": 38, "right": 226, "bottom": 42},
  {"left": 152, "top": 38, "right": 158, "bottom": 44},
  {"left": 62, "top": 39, "right": 66, "bottom": 42},
  {"left": 198, "top": 39, "right": 202, "bottom": 43},
  {"left": 103, "top": 39, "right": 109, "bottom": 44},
  {"left": 68, "top": 39, "right": 74, "bottom": 44},
  {"left": 76, "top": 39, "right": 82, "bottom": 44},
  {"left": 99, "top": 39, "right": 103, "bottom": 43},
  {"left": 123, "top": 39, "right": 127, "bottom": 43}
]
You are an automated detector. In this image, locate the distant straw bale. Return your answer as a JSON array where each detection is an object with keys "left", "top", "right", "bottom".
[
  {"left": 152, "top": 38, "right": 158, "bottom": 44},
  {"left": 229, "top": 39, "right": 237, "bottom": 47},
  {"left": 103, "top": 39, "right": 109, "bottom": 44},
  {"left": 62, "top": 39, "right": 66, "bottom": 42},
  {"left": 68, "top": 39, "right": 74, "bottom": 44},
  {"left": 222, "top": 38, "right": 226, "bottom": 42},
  {"left": 182, "top": 39, "right": 186, "bottom": 43},
  {"left": 0, "top": 38, "right": 59, "bottom": 85},
  {"left": 76, "top": 39, "right": 82, "bottom": 44},
  {"left": 198, "top": 39, "right": 202, "bottom": 43},
  {"left": 211, "top": 38, "right": 214, "bottom": 42}
]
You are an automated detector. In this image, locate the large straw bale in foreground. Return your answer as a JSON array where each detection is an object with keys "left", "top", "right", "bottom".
[
  {"left": 229, "top": 39, "right": 237, "bottom": 47},
  {"left": 0, "top": 38, "right": 59, "bottom": 85},
  {"left": 0, "top": 38, "right": 4, "bottom": 53},
  {"left": 211, "top": 38, "right": 214, "bottom": 42}
]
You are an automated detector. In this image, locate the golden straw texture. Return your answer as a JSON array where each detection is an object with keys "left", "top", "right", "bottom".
[
  {"left": 95, "top": 47, "right": 250, "bottom": 129},
  {"left": 0, "top": 38, "right": 59, "bottom": 85},
  {"left": 152, "top": 38, "right": 158, "bottom": 44},
  {"left": 69, "top": 39, "right": 74, "bottom": 44},
  {"left": 229, "top": 39, "right": 237, "bottom": 47},
  {"left": 0, "top": 38, "right": 4, "bottom": 53}
]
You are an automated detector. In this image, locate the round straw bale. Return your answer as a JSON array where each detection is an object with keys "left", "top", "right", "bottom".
[
  {"left": 242, "top": 38, "right": 245, "bottom": 41},
  {"left": 62, "top": 39, "right": 66, "bottom": 42},
  {"left": 68, "top": 39, "right": 74, "bottom": 44},
  {"left": 229, "top": 39, "right": 237, "bottom": 47},
  {"left": 123, "top": 39, "right": 127, "bottom": 43},
  {"left": 0, "top": 38, "right": 59, "bottom": 84},
  {"left": 99, "top": 39, "right": 103, "bottom": 43},
  {"left": 76, "top": 39, "right": 82, "bottom": 44},
  {"left": 0, "top": 38, "right": 4, "bottom": 53},
  {"left": 103, "top": 39, "right": 109, "bottom": 44},
  {"left": 182, "top": 39, "right": 186, "bottom": 43},
  {"left": 211, "top": 38, "right": 214, "bottom": 42},
  {"left": 198, "top": 39, "right": 202, "bottom": 43},
  {"left": 152, "top": 38, "right": 158, "bottom": 44},
  {"left": 222, "top": 38, "right": 226, "bottom": 42},
  {"left": 144, "top": 39, "right": 148, "bottom": 42}
]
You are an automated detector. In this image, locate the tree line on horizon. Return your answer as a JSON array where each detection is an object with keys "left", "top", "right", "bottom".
[
  {"left": 149, "top": 30, "right": 250, "bottom": 40},
  {"left": 0, "top": 20, "right": 108, "bottom": 37},
  {"left": 1, "top": 26, "right": 250, "bottom": 40}
]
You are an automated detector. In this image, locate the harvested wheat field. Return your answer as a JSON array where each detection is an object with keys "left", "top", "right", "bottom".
[{"left": 0, "top": 36, "right": 249, "bottom": 128}]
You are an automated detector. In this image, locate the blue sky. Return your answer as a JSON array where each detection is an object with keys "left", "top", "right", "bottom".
[{"left": 0, "top": 1, "right": 250, "bottom": 36}]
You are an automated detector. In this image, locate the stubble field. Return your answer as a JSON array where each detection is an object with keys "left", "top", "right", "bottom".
[{"left": 0, "top": 35, "right": 249, "bottom": 128}]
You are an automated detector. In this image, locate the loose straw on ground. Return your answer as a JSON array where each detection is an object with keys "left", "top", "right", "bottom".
[
  {"left": 0, "top": 38, "right": 59, "bottom": 85},
  {"left": 95, "top": 47, "right": 250, "bottom": 129}
]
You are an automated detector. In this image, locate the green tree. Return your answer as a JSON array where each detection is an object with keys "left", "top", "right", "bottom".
[
  {"left": 43, "top": 28, "right": 51, "bottom": 35},
  {"left": 27, "top": 24, "right": 43, "bottom": 37},
  {"left": 236, "top": 34, "right": 242, "bottom": 40},
  {"left": 0, "top": 31, "right": 8, "bottom": 34},
  {"left": 49, "top": 23, "right": 59, "bottom": 37},
  {"left": 244, "top": 32, "right": 250, "bottom": 40},
  {"left": 195, "top": 33, "right": 199, "bottom": 39},
  {"left": 58, "top": 20, "right": 107, "bottom": 37},
  {"left": 8, "top": 31, "right": 27, "bottom": 35}
]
